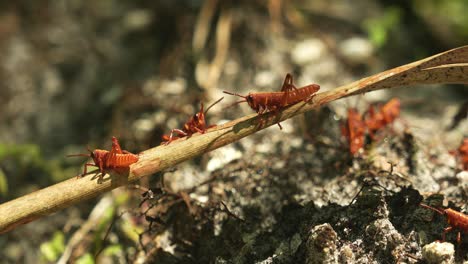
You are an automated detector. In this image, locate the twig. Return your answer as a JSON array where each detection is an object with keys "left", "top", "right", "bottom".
[
  {"left": 220, "top": 201, "right": 245, "bottom": 222},
  {"left": 57, "top": 195, "right": 114, "bottom": 264},
  {"left": 0, "top": 46, "right": 467, "bottom": 233},
  {"left": 94, "top": 211, "right": 126, "bottom": 260}
]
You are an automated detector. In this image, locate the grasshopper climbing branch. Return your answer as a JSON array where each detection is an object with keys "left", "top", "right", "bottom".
[{"left": 0, "top": 45, "right": 467, "bottom": 234}]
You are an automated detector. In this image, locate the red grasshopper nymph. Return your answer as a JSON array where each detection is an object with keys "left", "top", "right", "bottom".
[
  {"left": 420, "top": 203, "right": 468, "bottom": 244},
  {"left": 68, "top": 136, "right": 139, "bottom": 180},
  {"left": 223, "top": 73, "right": 320, "bottom": 129},
  {"left": 162, "top": 97, "right": 224, "bottom": 145}
]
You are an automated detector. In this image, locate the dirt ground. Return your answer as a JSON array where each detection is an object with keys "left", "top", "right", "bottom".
[{"left": 0, "top": 1, "right": 467, "bottom": 263}]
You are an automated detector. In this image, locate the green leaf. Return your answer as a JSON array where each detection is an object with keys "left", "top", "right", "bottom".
[
  {"left": 51, "top": 231, "right": 65, "bottom": 253},
  {"left": 40, "top": 243, "right": 57, "bottom": 262},
  {"left": 76, "top": 253, "right": 95, "bottom": 264},
  {"left": 39, "top": 231, "right": 65, "bottom": 262},
  {"left": 103, "top": 244, "right": 123, "bottom": 256},
  {"left": 0, "top": 168, "right": 8, "bottom": 196},
  {"left": 363, "top": 6, "right": 402, "bottom": 47}
]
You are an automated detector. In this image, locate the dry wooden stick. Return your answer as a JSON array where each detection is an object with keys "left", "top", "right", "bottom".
[{"left": 0, "top": 46, "right": 467, "bottom": 234}]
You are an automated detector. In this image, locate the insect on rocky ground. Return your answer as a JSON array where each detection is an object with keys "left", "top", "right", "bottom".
[{"left": 420, "top": 203, "right": 468, "bottom": 244}]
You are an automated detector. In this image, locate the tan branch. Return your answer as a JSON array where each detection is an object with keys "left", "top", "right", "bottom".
[{"left": 0, "top": 46, "right": 467, "bottom": 233}]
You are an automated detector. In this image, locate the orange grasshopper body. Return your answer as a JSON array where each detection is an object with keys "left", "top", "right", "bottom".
[
  {"left": 457, "top": 138, "right": 468, "bottom": 170},
  {"left": 223, "top": 73, "right": 320, "bottom": 129},
  {"left": 162, "top": 97, "right": 224, "bottom": 145},
  {"left": 420, "top": 203, "right": 468, "bottom": 243},
  {"left": 68, "top": 136, "right": 139, "bottom": 179},
  {"left": 341, "top": 108, "right": 366, "bottom": 155},
  {"left": 380, "top": 98, "right": 401, "bottom": 124},
  {"left": 365, "top": 98, "right": 401, "bottom": 138},
  {"left": 341, "top": 98, "right": 401, "bottom": 155}
]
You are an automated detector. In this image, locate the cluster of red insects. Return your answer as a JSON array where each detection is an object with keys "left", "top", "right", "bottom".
[
  {"left": 339, "top": 101, "right": 468, "bottom": 243},
  {"left": 341, "top": 98, "right": 401, "bottom": 155},
  {"left": 68, "top": 73, "right": 321, "bottom": 178},
  {"left": 68, "top": 73, "right": 467, "bottom": 244}
]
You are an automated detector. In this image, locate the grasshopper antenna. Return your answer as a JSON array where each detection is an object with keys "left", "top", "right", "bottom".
[
  {"left": 223, "top": 91, "right": 248, "bottom": 108},
  {"left": 204, "top": 97, "right": 224, "bottom": 115},
  {"left": 67, "top": 146, "right": 93, "bottom": 158},
  {"left": 420, "top": 203, "right": 445, "bottom": 215}
]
